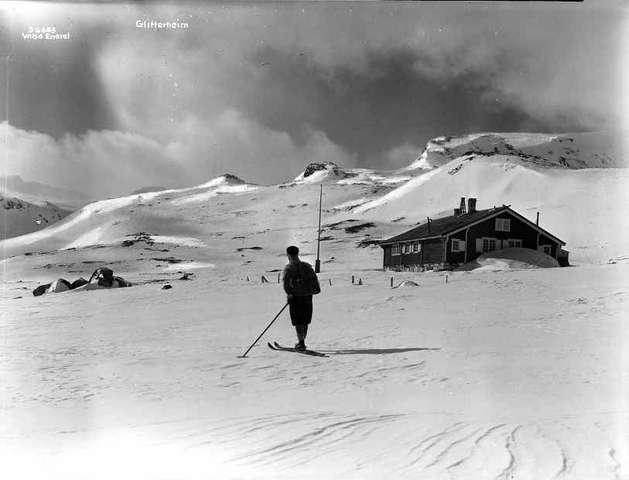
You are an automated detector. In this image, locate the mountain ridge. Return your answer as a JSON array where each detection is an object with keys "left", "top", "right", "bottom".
[{"left": 1, "top": 131, "right": 626, "bottom": 266}]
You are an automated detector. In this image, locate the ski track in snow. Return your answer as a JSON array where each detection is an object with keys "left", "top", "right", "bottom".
[{"left": 127, "top": 414, "right": 629, "bottom": 479}]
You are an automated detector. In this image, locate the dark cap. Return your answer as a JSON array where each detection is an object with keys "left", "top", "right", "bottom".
[{"left": 286, "top": 245, "right": 299, "bottom": 256}]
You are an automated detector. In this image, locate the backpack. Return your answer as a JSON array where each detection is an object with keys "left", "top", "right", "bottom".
[{"left": 287, "top": 262, "right": 320, "bottom": 296}]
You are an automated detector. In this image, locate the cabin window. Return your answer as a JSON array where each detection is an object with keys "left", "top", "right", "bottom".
[
  {"left": 507, "top": 239, "right": 522, "bottom": 248},
  {"left": 403, "top": 243, "right": 409, "bottom": 254},
  {"left": 495, "top": 218, "right": 511, "bottom": 232},
  {"left": 451, "top": 239, "right": 465, "bottom": 252},
  {"left": 482, "top": 238, "right": 497, "bottom": 252},
  {"left": 413, "top": 242, "right": 420, "bottom": 253},
  {"left": 541, "top": 245, "right": 552, "bottom": 255},
  {"left": 392, "top": 244, "right": 401, "bottom": 255}
]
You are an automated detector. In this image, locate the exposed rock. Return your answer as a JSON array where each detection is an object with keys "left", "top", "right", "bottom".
[
  {"left": 221, "top": 173, "right": 246, "bottom": 184},
  {"left": 303, "top": 162, "right": 340, "bottom": 178}
]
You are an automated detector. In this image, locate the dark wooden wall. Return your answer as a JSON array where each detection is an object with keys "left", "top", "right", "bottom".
[
  {"left": 383, "top": 211, "right": 562, "bottom": 269},
  {"left": 422, "top": 239, "right": 445, "bottom": 264},
  {"left": 453, "top": 211, "right": 560, "bottom": 263},
  {"left": 383, "top": 238, "right": 444, "bottom": 269}
]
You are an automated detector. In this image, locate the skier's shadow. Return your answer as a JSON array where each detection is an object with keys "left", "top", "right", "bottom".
[{"left": 321, "top": 347, "right": 440, "bottom": 355}]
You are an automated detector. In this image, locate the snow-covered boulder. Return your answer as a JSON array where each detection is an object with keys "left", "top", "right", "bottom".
[{"left": 393, "top": 280, "right": 419, "bottom": 288}]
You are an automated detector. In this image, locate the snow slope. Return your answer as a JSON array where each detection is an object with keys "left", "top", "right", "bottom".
[
  {"left": 1, "top": 131, "right": 628, "bottom": 479},
  {"left": 1, "top": 133, "right": 628, "bottom": 267},
  {"left": 358, "top": 157, "right": 629, "bottom": 264},
  {"left": 1, "top": 263, "right": 627, "bottom": 479}
]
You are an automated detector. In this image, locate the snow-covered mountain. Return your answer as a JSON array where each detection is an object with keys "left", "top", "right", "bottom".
[
  {"left": 0, "top": 132, "right": 627, "bottom": 268},
  {"left": 0, "top": 195, "right": 71, "bottom": 240},
  {"left": 406, "top": 132, "right": 625, "bottom": 170},
  {"left": 0, "top": 175, "right": 92, "bottom": 210}
]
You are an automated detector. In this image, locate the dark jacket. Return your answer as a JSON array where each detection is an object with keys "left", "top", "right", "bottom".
[{"left": 283, "top": 261, "right": 321, "bottom": 297}]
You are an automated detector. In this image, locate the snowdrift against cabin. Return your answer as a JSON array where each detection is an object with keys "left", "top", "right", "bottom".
[{"left": 474, "top": 247, "right": 561, "bottom": 271}]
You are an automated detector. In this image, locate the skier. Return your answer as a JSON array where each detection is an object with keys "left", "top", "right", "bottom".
[{"left": 283, "top": 245, "right": 321, "bottom": 351}]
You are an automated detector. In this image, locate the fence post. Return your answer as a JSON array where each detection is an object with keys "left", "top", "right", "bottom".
[
  {"left": 390, "top": 277, "right": 393, "bottom": 288},
  {"left": 352, "top": 275, "right": 355, "bottom": 284}
]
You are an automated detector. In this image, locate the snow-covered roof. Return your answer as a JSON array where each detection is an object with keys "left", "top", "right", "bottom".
[
  {"left": 380, "top": 207, "right": 501, "bottom": 244},
  {"left": 380, "top": 206, "right": 566, "bottom": 246}
]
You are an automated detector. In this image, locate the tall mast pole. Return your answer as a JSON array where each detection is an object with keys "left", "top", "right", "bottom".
[{"left": 315, "top": 184, "right": 322, "bottom": 273}]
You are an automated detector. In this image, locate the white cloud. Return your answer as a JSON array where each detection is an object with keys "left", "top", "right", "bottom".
[
  {"left": 1, "top": 113, "right": 354, "bottom": 197},
  {"left": 384, "top": 143, "right": 423, "bottom": 170},
  {"left": 1, "top": 122, "right": 181, "bottom": 197},
  {"left": 160, "top": 110, "right": 356, "bottom": 185}
]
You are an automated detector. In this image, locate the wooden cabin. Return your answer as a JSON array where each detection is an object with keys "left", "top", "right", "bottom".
[{"left": 380, "top": 197, "right": 568, "bottom": 271}]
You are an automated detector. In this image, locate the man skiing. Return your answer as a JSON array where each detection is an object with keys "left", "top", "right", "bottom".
[{"left": 283, "top": 245, "right": 321, "bottom": 351}]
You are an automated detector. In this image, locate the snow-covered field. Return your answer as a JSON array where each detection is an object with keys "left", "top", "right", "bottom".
[
  {"left": 1, "top": 264, "right": 628, "bottom": 479},
  {"left": 1, "top": 132, "right": 628, "bottom": 479}
]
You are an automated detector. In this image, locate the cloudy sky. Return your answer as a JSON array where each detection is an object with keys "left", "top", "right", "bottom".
[{"left": 1, "top": 1, "right": 627, "bottom": 198}]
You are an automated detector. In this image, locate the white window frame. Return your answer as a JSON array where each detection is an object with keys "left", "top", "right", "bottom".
[
  {"left": 482, "top": 237, "right": 498, "bottom": 252},
  {"left": 392, "top": 244, "right": 401, "bottom": 256},
  {"left": 451, "top": 238, "right": 465, "bottom": 252},
  {"left": 495, "top": 218, "right": 511, "bottom": 232},
  {"left": 507, "top": 238, "right": 522, "bottom": 248},
  {"left": 412, "top": 241, "right": 420, "bottom": 253}
]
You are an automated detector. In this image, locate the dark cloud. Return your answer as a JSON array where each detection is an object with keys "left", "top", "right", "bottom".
[
  {"left": 239, "top": 47, "right": 576, "bottom": 168},
  {"left": 2, "top": 22, "right": 116, "bottom": 137},
  {"left": 1, "top": 1, "right": 626, "bottom": 193}
]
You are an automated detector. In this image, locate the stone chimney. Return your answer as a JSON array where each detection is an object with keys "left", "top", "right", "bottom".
[
  {"left": 467, "top": 198, "right": 477, "bottom": 214},
  {"left": 459, "top": 197, "right": 466, "bottom": 215}
]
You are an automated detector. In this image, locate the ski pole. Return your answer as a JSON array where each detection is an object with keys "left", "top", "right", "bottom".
[{"left": 239, "top": 303, "right": 288, "bottom": 358}]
